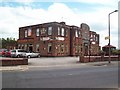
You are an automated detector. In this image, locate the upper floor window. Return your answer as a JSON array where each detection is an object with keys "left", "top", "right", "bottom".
[
  {"left": 48, "top": 26, "right": 52, "bottom": 35},
  {"left": 91, "top": 34, "right": 93, "bottom": 37},
  {"left": 36, "top": 44, "right": 39, "bottom": 52},
  {"left": 78, "top": 31, "right": 81, "bottom": 37},
  {"left": 41, "top": 28, "right": 46, "bottom": 34},
  {"left": 25, "top": 30, "right": 27, "bottom": 37},
  {"left": 36, "top": 28, "right": 40, "bottom": 36},
  {"left": 75, "top": 30, "right": 78, "bottom": 37},
  {"left": 58, "top": 27, "right": 60, "bottom": 35},
  {"left": 28, "top": 28, "right": 32, "bottom": 36},
  {"left": 61, "top": 28, "right": 64, "bottom": 36}
]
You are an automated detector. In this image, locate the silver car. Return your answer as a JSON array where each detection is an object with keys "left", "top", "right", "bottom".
[
  {"left": 26, "top": 51, "right": 40, "bottom": 58},
  {"left": 11, "top": 49, "right": 26, "bottom": 58}
]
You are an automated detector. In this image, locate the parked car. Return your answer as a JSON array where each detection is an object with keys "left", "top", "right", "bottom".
[
  {"left": 4, "top": 49, "right": 11, "bottom": 57},
  {"left": 26, "top": 51, "right": 40, "bottom": 58},
  {"left": 0, "top": 49, "right": 7, "bottom": 56},
  {"left": 11, "top": 49, "right": 26, "bottom": 58}
]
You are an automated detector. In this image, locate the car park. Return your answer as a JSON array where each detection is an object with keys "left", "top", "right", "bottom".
[
  {"left": 11, "top": 49, "right": 26, "bottom": 58},
  {"left": 25, "top": 51, "right": 40, "bottom": 58}
]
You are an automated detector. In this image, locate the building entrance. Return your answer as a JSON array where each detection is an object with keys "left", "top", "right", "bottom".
[{"left": 29, "top": 44, "right": 33, "bottom": 52}]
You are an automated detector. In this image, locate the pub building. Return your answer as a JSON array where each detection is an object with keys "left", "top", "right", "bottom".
[{"left": 17, "top": 22, "right": 100, "bottom": 57}]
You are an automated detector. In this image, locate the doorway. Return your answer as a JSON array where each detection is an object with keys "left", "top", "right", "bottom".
[{"left": 29, "top": 44, "right": 33, "bottom": 52}]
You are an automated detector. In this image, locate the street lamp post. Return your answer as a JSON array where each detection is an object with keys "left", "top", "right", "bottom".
[{"left": 108, "top": 10, "right": 118, "bottom": 63}]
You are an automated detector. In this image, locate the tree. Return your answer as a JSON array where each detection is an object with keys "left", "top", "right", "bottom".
[
  {"left": 112, "top": 49, "right": 120, "bottom": 55},
  {"left": 0, "top": 38, "right": 17, "bottom": 49}
]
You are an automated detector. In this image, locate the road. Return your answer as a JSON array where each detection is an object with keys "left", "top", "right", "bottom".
[{"left": 2, "top": 62, "right": 118, "bottom": 88}]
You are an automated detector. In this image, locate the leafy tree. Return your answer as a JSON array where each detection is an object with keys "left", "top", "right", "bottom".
[
  {"left": 0, "top": 38, "right": 17, "bottom": 49},
  {"left": 112, "top": 49, "right": 120, "bottom": 55}
]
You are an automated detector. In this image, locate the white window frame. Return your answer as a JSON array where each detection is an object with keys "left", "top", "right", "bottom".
[
  {"left": 41, "top": 28, "right": 46, "bottom": 34},
  {"left": 36, "top": 28, "right": 40, "bottom": 36},
  {"left": 75, "top": 30, "right": 78, "bottom": 37},
  {"left": 58, "top": 27, "right": 60, "bottom": 35},
  {"left": 28, "top": 28, "right": 32, "bottom": 36},
  {"left": 25, "top": 30, "right": 27, "bottom": 37},
  {"left": 48, "top": 26, "right": 52, "bottom": 35},
  {"left": 61, "top": 28, "right": 64, "bottom": 36},
  {"left": 36, "top": 44, "right": 39, "bottom": 52}
]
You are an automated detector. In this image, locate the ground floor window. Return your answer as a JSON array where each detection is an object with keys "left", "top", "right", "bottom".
[
  {"left": 48, "top": 43, "right": 52, "bottom": 53},
  {"left": 22, "top": 45, "right": 24, "bottom": 49},
  {"left": 18, "top": 44, "right": 21, "bottom": 49},
  {"left": 75, "top": 45, "right": 81, "bottom": 54},
  {"left": 28, "top": 44, "right": 33, "bottom": 52},
  {"left": 24, "top": 44, "right": 27, "bottom": 50},
  {"left": 36, "top": 44, "right": 40, "bottom": 52},
  {"left": 58, "top": 44, "right": 60, "bottom": 53},
  {"left": 61, "top": 44, "right": 64, "bottom": 53}
]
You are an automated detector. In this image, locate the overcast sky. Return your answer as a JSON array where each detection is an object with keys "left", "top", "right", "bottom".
[{"left": 0, "top": 0, "right": 119, "bottom": 48}]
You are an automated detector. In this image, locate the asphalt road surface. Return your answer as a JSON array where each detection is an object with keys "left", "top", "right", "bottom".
[{"left": 2, "top": 62, "right": 118, "bottom": 88}]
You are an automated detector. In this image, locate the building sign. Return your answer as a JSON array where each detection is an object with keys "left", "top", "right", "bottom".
[
  {"left": 91, "top": 41, "right": 96, "bottom": 44},
  {"left": 55, "top": 37, "right": 65, "bottom": 41},
  {"left": 17, "top": 39, "right": 34, "bottom": 43},
  {"left": 40, "top": 37, "right": 50, "bottom": 41}
]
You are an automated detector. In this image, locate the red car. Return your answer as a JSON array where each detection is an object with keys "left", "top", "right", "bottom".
[
  {"left": 5, "top": 50, "right": 11, "bottom": 57},
  {"left": 0, "top": 49, "right": 7, "bottom": 56}
]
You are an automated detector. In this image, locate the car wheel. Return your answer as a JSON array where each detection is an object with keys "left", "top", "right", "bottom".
[
  {"left": 28, "top": 55, "right": 31, "bottom": 59},
  {"left": 17, "top": 55, "right": 20, "bottom": 58},
  {"left": 37, "top": 55, "right": 40, "bottom": 58}
]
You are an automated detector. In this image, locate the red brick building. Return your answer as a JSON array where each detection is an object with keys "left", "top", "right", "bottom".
[
  {"left": 18, "top": 22, "right": 70, "bottom": 56},
  {"left": 89, "top": 31, "right": 100, "bottom": 55},
  {"left": 70, "top": 25, "right": 83, "bottom": 56},
  {"left": 17, "top": 22, "right": 100, "bottom": 57}
]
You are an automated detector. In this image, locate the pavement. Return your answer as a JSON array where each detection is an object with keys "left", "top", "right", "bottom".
[{"left": 0, "top": 57, "right": 119, "bottom": 71}]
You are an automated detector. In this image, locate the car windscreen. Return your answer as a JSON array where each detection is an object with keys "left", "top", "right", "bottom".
[{"left": 11, "top": 50, "right": 16, "bottom": 52}]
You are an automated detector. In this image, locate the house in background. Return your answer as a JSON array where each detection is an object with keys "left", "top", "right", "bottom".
[{"left": 102, "top": 45, "right": 116, "bottom": 55}]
